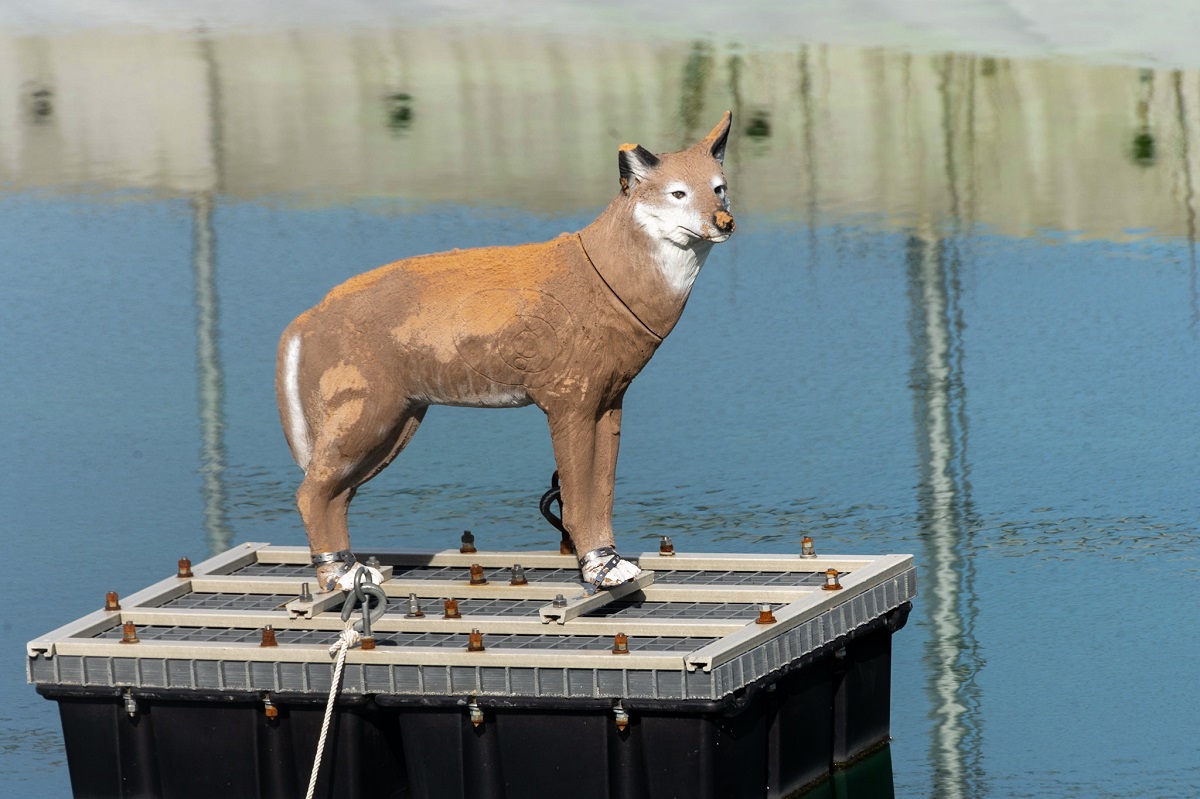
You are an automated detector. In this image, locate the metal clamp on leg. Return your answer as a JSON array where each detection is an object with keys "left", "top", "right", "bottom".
[
  {"left": 312, "top": 549, "right": 357, "bottom": 592},
  {"left": 579, "top": 546, "right": 623, "bottom": 596}
]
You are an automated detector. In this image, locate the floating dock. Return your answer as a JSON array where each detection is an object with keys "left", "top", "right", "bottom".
[{"left": 28, "top": 541, "right": 916, "bottom": 798}]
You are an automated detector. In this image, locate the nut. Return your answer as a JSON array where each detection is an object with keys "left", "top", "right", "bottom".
[
  {"left": 510, "top": 564, "right": 528, "bottom": 586},
  {"left": 467, "top": 629, "right": 485, "bottom": 652}
]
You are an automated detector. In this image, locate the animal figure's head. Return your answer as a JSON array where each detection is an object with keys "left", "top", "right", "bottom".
[{"left": 617, "top": 111, "right": 735, "bottom": 248}]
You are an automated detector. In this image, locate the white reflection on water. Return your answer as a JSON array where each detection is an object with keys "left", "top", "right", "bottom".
[{"left": 909, "top": 228, "right": 984, "bottom": 799}]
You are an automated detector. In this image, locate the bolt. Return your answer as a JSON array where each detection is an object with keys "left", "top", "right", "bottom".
[
  {"left": 822, "top": 568, "right": 843, "bottom": 591},
  {"left": 468, "top": 700, "right": 484, "bottom": 727},
  {"left": 366, "top": 555, "right": 381, "bottom": 570},
  {"left": 299, "top": 583, "right": 313, "bottom": 603},
  {"left": 467, "top": 629, "right": 485, "bottom": 652},
  {"left": 177, "top": 557, "right": 193, "bottom": 578},
  {"left": 443, "top": 598, "right": 461, "bottom": 619},
  {"left": 260, "top": 625, "right": 278, "bottom": 647},
  {"left": 120, "top": 622, "right": 140, "bottom": 644},
  {"left": 263, "top": 693, "right": 278, "bottom": 720},
  {"left": 361, "top": 636, "right": 376, "bottom": 651},
  {"left": 124, "top": 690, "right": 137, "bottom": 717},
  {"left": 659, "top": 535, "right": 675, "bottom": 556},
  {"left": 406, "top": 593, "right": 424, "bottom": 618},
  {"left": 756, "top": 604, "right": 777, "bottom": 624},
  {"left": 552, "top": 593, "right": 568, "bottom": 608},
  {"left": 469, "top": 564, "right": 488, "bottom": 585},
  {"left": 460, "top": 530, "right": 477, "bottom": 554},
  {"left": 614, "top": 705, "right": 630, "bottom": 732},
  {"left": 105, "top": 591, "right": 121, "bottom": 612},
  {"left": 800, "top": 536, "right": 817, "bottom": 558},
  {"left": 510, "top": 564, "right": 528, "bottom": 586},
  {"left": 611, "top": 632, "right": 630, "bottom": 655}
]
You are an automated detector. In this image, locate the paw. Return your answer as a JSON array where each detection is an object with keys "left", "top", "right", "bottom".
[
  {"left": 314, "top": 561, "right": 384, "bottom": 593},
  {"left": 580, "top": 550, "right": 641, "bottom": 588},
  {"left": 335, "top": 562, "right": 385, "bottom": 592}
]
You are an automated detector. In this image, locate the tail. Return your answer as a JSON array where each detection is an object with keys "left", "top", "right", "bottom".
[{"left": 280, "top": 332, "right": 313, "bottom": 470}]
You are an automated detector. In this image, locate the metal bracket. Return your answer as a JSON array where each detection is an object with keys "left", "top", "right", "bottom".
[
  {"left": 538, "top": 570, "right": 655, "bottom": 624},
  {"left": 285, "top": 565, "right": 393, "bottom": 619}
]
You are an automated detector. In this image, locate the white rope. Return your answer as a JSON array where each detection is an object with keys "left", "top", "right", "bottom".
[{"left": 305, "top": 623, "right": 361, "bottom": 799}]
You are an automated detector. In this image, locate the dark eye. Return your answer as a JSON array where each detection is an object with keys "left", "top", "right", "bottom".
[
  {"left": 671, "top": 190, "right": 686, "bottom": 199},
  {"left": 715, "top": 184, "right": 727, "bottom": 195}
]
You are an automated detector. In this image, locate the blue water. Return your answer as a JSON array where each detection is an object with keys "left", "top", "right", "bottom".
[
  {"left": 4, "top": 27, "right": 1200, "bottom": 799},
  {"left": 5, "top": 193, "right": 1198, "bottom": 796}
]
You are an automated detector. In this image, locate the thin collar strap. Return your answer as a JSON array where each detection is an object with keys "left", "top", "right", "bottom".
[{"left": 575, "top": 233, "right": 664, "bottom": 342}]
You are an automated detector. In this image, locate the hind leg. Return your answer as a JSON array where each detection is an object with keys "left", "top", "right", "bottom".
[{"left": 298, "top": 403, "right": 427, "bottom": 590}]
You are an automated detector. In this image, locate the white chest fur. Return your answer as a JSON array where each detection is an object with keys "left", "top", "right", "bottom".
[
  {"left": 633, "top": 202, "right": 715, "bottom": 295},
  {"left": 651, "top": 238, "right": 712, "bottom": 295}
]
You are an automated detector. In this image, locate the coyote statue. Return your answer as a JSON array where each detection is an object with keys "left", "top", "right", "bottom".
[{"left": 277, "top": 112, "right": 735, "bottom": 592}]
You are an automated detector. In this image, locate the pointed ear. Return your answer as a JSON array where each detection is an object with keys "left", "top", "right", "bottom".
[
  {"left": 701, "top": 110, "right": 732, "bottom": 164},
  {"left": 618, "top": 143, "right": 660, "bottom": 192}
]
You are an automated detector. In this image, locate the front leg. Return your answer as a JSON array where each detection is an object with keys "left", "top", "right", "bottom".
[{"left": 547, "top": 403, "right": 641, "bottom": 588}]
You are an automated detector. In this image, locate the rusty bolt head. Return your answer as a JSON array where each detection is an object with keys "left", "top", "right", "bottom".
[
  {"left": 177, "top": 557, "right": 193, "bottom": 578},
  {"left": 611, "top": 632, "right": 630, "bottom": 655},
  {"left": 469, "top": 564, "right": 488, "bottom": 585},
  {"left": 659, "top": 535, "right": 675, "bottom": 556},
  {"left": 468, "top": 701, "right": 484, "bottom": 727},
  {"left": 467, "top": 629, "right": 485, "bottom": 652},
  {"left": 105, "top": 591, "right": 121, "bottom": 612},
  {"left": 822, "top": 568, "right": 843, "bottom": 591},
  {"left": 756, "top": 604, "right": 777, "bottom": 624},
  {"left": 614, "top": 706, "right": 630, "bottom": 732},
  {"left": 264, "top": 703, "right": 279, "bottom": 720},
  {"left": 510, "top": 564, "right": 528, "bottom": 586},
  {"left": 260, "top": 625, "right": 278, "bottom": 647},
  {"left": 361, "top": 636, "right": 376, "bottom": 651},
  {"left": 120, "top": 622, "right": 139, "bottom": 644},
  {"left": 800, "top": 537, "right": 817, "bottom": 558},
  {"left": 443, "top": 598, "right": 462, "bottom": 619},
  {"left": 460, "top": 530, "right": 477, "bottom": 554}
]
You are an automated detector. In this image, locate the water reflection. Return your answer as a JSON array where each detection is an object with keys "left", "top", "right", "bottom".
[
  {"left": 193, "top": 29, "right": 231, "bottom": 554},
  {"left": 907, "top": 229, "right": 985, "bottom": 799},
  {"left": 1170, "top": 71, "right": 1200, "bottom": 334},
  {"left": 192, "top": 192, "right": 230, "bottom": 554},
  {"left": 4, "top": 29, "right": 1200, "bottom": 239}
]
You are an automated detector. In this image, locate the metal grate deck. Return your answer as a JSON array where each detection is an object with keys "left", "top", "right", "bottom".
[{"left": 27, "top": 542, "right": 917, "bottom": 701}]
